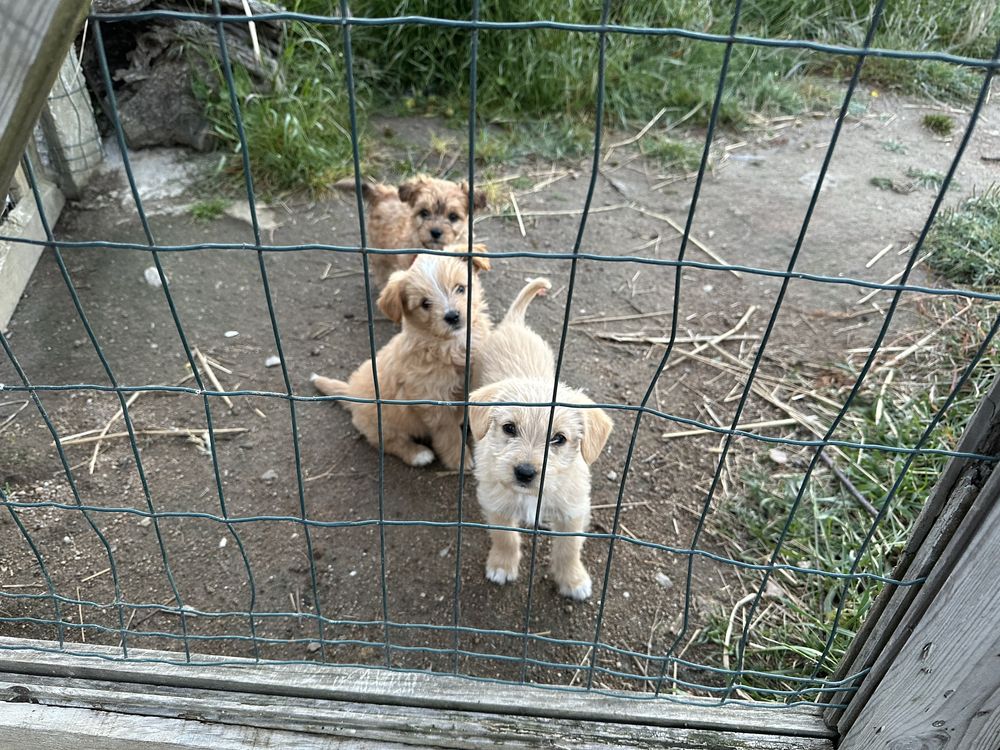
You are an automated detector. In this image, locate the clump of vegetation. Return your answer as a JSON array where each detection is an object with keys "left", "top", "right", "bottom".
[
  {"left": 905, "top": 166, "right": 947, "bottom": 189},
  {"left": 189, "top": 198, "right": 229, "bottom": 221},
  {"left": 708, "top": 299, "right": 997, "bottom": 697},
  {"left": 922, "top": 113, "right": 955, "bottom": 136},
  {"left": 870, "top": 176, "right": 894, "bottom": 190},
  {"left": 925, "top": 186, "right": 1000, "bottom": 287}
]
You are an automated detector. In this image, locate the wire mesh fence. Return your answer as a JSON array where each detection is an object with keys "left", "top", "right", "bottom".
[{"left": 1, "top": 0, "right": 999, "bottom": 713}]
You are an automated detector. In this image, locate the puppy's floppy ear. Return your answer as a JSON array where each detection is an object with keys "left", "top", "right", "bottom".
[
  {"left": 377, "top": 270, "right": 408, "bottom": 323},
  {"left": 563, "top": 388, "right": 613, "bottom": 464},
  {"left": 467, "top": 243, "right": 491, "bottom": 273},
  {"left": 469, "top": 381, "right": 507, "bottom": 441},
  {"left": 459, "top": 181, "right": 488, "bottom": 210},
  {"left": 398, "top": 178, "right": 424, "bottom": 205}
]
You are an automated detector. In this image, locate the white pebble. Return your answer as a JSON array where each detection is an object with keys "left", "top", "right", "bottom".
[
  {"left": 218, "top": 537, "right": 227, "bottom": 549},
  {"left": 349, "top": 570, "right": 357, "bottom": 577},
  {"left": 259, "top": 469, "right": 278, "bottom": 482},
  {"left": 622, "top": 591, "right": 630, "bottom": 599},
  {"left": 143, "top": 266, "right": 163, "bottom": 288},
  {"left": 224, "top": 330, "right": 239, "bottom": 338},
  {"left": 265, "top": 355, "right": 281, "bottom": 368},
  {"left": 606, "top": 470, "right": 618, "bottom": 482},
  {"left": 62, "top": 536, "right": 71, "bottom": 544},
  {"left": 656, "top": 572, "right": 673, "bottom": 589}
]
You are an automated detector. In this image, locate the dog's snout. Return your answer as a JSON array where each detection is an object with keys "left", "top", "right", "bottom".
[
  {"left": 444, "top": 309, "right": 461, "bottom": 326},
  {"left": 429, "top": 227, "right": 443, "bottom": 240},
  {"left": 513, "top": 463, "right": 537, "bottom": 484}
]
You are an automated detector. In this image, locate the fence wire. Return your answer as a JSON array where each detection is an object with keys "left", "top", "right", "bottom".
[{"left": 1, "top": 1, "right": 999, "bottom": 713}]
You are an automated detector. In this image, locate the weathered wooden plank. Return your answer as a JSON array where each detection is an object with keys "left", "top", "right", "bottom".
[
  {"left": 0, "top": 0, "right": 90, "bottom": 194},
  {"left": 838, "top": 464, "right": 1000, "bottom": 749},
  {"left": 824, "top": 377, "right": 1000, "bottom": 724},
  {"left": 0, "top": 636, "right": 833, "bottom": 740},
  {"left": 0, "top": 674, "right": 834, "bottom": 750}
]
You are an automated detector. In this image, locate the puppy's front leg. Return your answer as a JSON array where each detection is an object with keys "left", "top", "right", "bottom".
[
  {"left": 550, "top": 513, "right": 592, "bottom": 600},
  {"left": 485, "top": 512, "right": 521, "bottom": 585}
]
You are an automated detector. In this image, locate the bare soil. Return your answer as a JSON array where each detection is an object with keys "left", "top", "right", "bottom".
[{"left": 2, "top": 92, "right": 998, "bottom": 692}]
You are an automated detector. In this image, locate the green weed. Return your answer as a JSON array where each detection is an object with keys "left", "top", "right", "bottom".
[
  {"left": 189, "top": 198, "right": 228, "bottom": 221},
  {"left": 922, "top": 113, "right": 955, "bottom": 136},
  {"left": 905, "top": 166, "right": 947, "bottom": 189},
  {"left": 925, "top": 186, "right": 1000, "bottom": 287}
]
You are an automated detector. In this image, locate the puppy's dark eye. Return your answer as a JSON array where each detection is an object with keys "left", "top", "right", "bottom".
[
  {"left": 501, "top": 422, "right": 517, "bottom": 437},
  {"left": 419, "top": 209, "right": 431, "bottom": 219},
  {"left": 550, "top": 433, "right": 567, "bottom": 446},
  {"left": 448, "top": 213, "right": 460, "bottom": 222},
  {"left": 420, "top": 298, "right": 431, "bottom": 309},
  {"left": 454, "top": 284, "right": 466, "bottom": 294}
]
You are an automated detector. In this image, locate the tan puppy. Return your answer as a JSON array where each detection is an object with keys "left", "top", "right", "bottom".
[
  {"left": 336, "top": 175, "right": 487, "bottom": 288},
  {"left": 311, "top": 249, "right": 491, "bottom": 470},
  {"left": 469, "top": 279, "right": 613, "bottom": 600}
]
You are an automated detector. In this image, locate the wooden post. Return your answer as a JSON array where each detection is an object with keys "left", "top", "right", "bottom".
[
  {"left": 0, "top": 0, "right": 91, "bottom": 196},
  {"left": 834, "top": 376, "right": 1000, "bottom": 747}
]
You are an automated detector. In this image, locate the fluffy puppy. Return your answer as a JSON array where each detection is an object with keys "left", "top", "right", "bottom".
[
  {"left": 311, "top": 249, "right": 491, "bottom": 470},
  {"left": 336, "top": 175, "right": 488, "bottom": 288},
  {"left": 469, "top": 279, "right": 613, "bottom": 600}
]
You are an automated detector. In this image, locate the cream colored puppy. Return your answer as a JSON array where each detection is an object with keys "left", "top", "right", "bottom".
[
  {"left": 469, "top": 279, "right": 613, "bottom": 600},
  {"left": 312, "top": 248, "right": 491, "bottom": 469}
]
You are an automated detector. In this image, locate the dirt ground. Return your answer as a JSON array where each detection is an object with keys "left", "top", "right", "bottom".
[{"left": 2, "top": 91, "right": 999, "bottom": 693}]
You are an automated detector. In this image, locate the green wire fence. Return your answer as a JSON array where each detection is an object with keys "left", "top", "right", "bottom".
[{"left": 1, "top": 0, "right": 999, "bottom": 711}]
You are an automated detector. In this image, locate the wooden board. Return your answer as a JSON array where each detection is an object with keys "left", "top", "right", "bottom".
[
  {"left": 838, "top": 464, "right": 1000, "bottom": 749},
  {"left": 0, "top": 673, "right": 833, "bottom": 749},
  {"left": 0, "top": 637, "right": 834, "bottom": 748},
  {"left": 0, "top": 0, "right": 90, "bottom": 194}
]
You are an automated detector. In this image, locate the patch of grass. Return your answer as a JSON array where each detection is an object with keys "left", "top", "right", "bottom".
[
  {"left": 195, "top": 1, "right": 364, "bottom": 196},
  {"left": 640, "top": 135, "right": 703, "bottom": 172},
  {"left": 922, "top": 113, "right": 956, "bottom": 136},
  {"left": 869, "top": 176, "right": 894, "bottom": 190},
  {"left": 905, "top": 166, "right": 947, "bottom": 190},
  {"left": 880, "top": 139, "right": 907, "bottom": 154},
  {"left": 709, "top": 299, "right": 998, "bottom": 697},
  {"left": 925, "top": 186, "right": 1000, "bottom": 287},
  {"left": 189, "top": 198, "right": 228, "bottom": 221}
]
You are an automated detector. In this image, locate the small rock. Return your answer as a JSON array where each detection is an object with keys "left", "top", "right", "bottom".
[
  {"left": 264, "top": 355, "right": 281, "bottom": 368},
  {"left": 218, "top": 537, "right": 227, "bottom": 549},
  {"left": 622, "top": 591, "right": 630, "bottom": 599},
  {"left": 143, "top": 266, "right": 163, "bottom": 288},
  {"left": 768, "top": 448, "right": 789, "bottom": 465},
  {"left": 306, "top": 641, "right": 322, "bottom": 653},
  {"left": 438, "top": 545, "right": 451, "bottom": 558},
  {"left": 310, "top": 347, "right": 322, "bottom": 356},
  {"left": 606, "top": 470, "right": 618, "bottom": 482},
  {"left": 349, "top": 570, "right": 357, "bottom": 577},
  {"left": 62, "top": 536, "right": 71, "bottom": 544},
  {"left": 224, "top": 330, "right": 239, "bottom": 338},
  {"left": 260, "top": 469, "right": 278, "bottom": 482},
  {"left": 655, "top": 572, "right": 673, "bottom": 589},
  {"left": 138, "top": 517, "right": 152, "bottom": 527}
]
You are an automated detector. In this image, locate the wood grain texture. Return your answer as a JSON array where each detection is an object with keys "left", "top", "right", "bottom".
[
  {"left": 0, "top": 0, "right": 90, "bottom": 193},
  {"left": 838, "top": 466, "right": 1000, "bottom": 749},
  {"left": 0, "top": 673, "right": 834, "bottom": 750},
  {"left": 825, "top": 378, "right": 1000, "bottom": 726},
  {"left": 0, "top": 637, "right": 834, "bottom": 743}
]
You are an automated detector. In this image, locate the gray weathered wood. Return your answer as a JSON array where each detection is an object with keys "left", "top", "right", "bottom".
[
  {"left": 824, "top": 376, "right": 1000, "bottom": 723},
  {"left": 0, "top": 636, "right": 833, "bottom": 741},
  {"left": 838, "top": 463, "right": 1000, "bottom": 749},
  {"left": 0, "top": 0, "right": 90, "bottom": 195},
  {"left": 0, "top": 167, "right": 64, "bottom": 330},
  {"left": 0, "top": 673, "right": 833, "bottom": 749}
]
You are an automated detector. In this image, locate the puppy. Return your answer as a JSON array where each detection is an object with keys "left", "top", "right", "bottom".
[
  {"left": 469, "top": 279, "right": 613, "bottom": 600},
  {"left": 312, "top": 249, "right": 491, "bottom": 470},
  {"left": 336, "top": 175, "right": 488, "bottom": 288}
]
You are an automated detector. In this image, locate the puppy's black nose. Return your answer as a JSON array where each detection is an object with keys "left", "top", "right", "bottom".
[
  {"left": 430, "top": 228, "right": 443, "bottom": 240},
  {"left": 514, "top": 463, "right": 537, "bottom": 484},
  {"left": 443, "top": 309, "right": 461, "bottom": 326}
]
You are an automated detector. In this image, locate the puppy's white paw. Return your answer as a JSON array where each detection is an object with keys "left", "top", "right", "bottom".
[
  {"left": 409, "top": 448, "right": 435, "bottom": 467},
  {"left": 558, "top": 573, "right": 592, "bottom": 601},
  {"left": 486, "top": 565, "right": 518, "bottom": 585}
]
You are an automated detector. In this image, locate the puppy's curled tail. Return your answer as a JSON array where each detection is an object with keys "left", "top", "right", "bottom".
[
  {"left": 310, "top": 373, "right": 350, "bottom": 397},
  {"left": 503, "top": 277, "right": 552, "bottom": 326},
  {"left": 333, "top": 178, "right": 396, "bottom": 205}
]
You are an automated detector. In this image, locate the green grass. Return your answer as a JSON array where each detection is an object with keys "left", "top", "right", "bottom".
[
  {"left": 925, "top": 187, "right": 1000, "bottom": 287},
  {"left": 922, "top": 113, "right": 956, "bottom": 136},
  {"left": 194, "top": 0, "right": 1000, "bottom": 193},
  {"left": 189, "top": 198, "right": 229, "bottom": 221},
  {"left": 880, "top": 139, "right": 907, "bottom": 154},
  {"left": 905, "top": 166, "right": 947, "bottom": 190},
  {"left": 709, "top": 301, "right": 998, "bottom": 697}
]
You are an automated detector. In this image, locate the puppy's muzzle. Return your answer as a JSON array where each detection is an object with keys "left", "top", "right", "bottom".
[
  {"left": 429, "top": 227, "right": 443, "bottom": 241},
  {"left": 443, "top": 309, "right": 461, "bottom": 327},
  {"left": 513, "top": 463, "right": 537, "bottom": 485}
]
